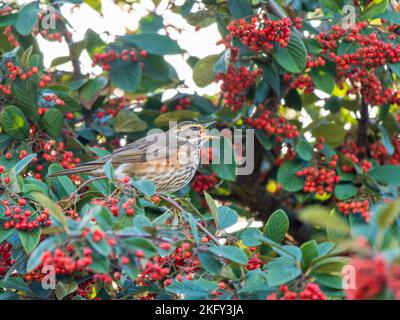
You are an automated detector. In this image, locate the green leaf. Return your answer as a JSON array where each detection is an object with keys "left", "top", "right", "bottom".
[
  {"left": 310, "top": 63, "right": 335, "bottom": 94},
  {"left": 123, "top": 33, "right": 181, "bottom": 55},
  {"left": 296, "top": 139, "right": 313, "bottom": 161},
  {"left": 192, "top": 54, "right": 219, "bottom": 88},
  {"left": 217, "top": 206, "right": 238, "bottom": 229},
  {"left": 18, "top": 228, "right": 41, "bottom": 254},
  {"left": 88, "top": 235, "right": 111, "bottom": 257},
  {"left": 0, "top": 226, "right": 13, "bottom": 243},
  {"left": 264, "top": 209, "right": 289, "bottom": 243},
  {"left": 377, "top": 200, "right": 400, "bottom": 231},
  {"left": 55, "top": 281, "right": 78, "bottom": 300},
  {"left": 103, "top": 160, "right": 114, "bottom": 182},
  {"left": 321, "top": 0, "right": 344, "bottom": 12},
  {"left": 334, "top": 184, "right": 357, "bottom": 200},
  {"left": 379, "top": 125, "right": 394, "bottom": 156},
  {"left": 42, "top": 109, "right": 64, "bottom": 138},
  {"left": 50, "top": 56, "right": 71, "bottom": 68},
  {"left": 166, "top": 278, "right": 216, "bottom": 298},
  {"left": 85, "top": 0, "right": 102, "bottom": 13},
  {"left": 11, "top": 79, "right": 38, "bottom": 122},
  {"left": 255, "top": 130, "right": 272, "bottom": 150},
  {"left": 204, "top": 191, "right": 219, "bottom": 223},
  {"left": 47, "top": 163, "right": 77, "bottom": 199},
  {"left": 267, "top": 257, "right": 301, "bottom": 286},
  {"left": 361, "top": 0, "right": 388, "bottom": 20},
  {"left": 369, "top": 165, "right": 400, "bottom": 186},
  {"left": 131, "top": 179, "right": 156, "bottom": 196},
  {"left": 312, "top": 123, "right": 346, "bottom": 148},
  {"left": 14, "top": 153, "right": 37, "bottom": 176},
  {"left": 312, "top": 257, "right": 348, "bottom": 274},
  {"left": 277, "top": 160, "right": 304, "bottom": 192},
  {"left": 299, "top": 205, "right": 350, "bottom": 234},
  {"left": 27, "top": 191, "right": 67, "bottom": 229},
  {"left": 376, "top": 11, "right": 400, "bottom": 24},
  {"left": 1, "top": 105, "right": 29, "bottom": 140},
  {"left": 109, "top": 60, "right": 142, "bottom": 92},
  {"left": 227, "top": 0, "right": 253, "bottom": 18},
  {"left": 114, "top": 109, "right": 147, "bottom": 132},
  {"left": 239, "top": 228, "right": 262, "bottom": 246},
  {"left": 16, "top": 1, "right": 40, "bottom": 36},
  {"left": 300, "top": 240, "right": 319, "bottom": 270},
  {"left": 154, "top": 110, "right": 199, "bottom": 127},
  {"left": 208, "top": 246, "right": 248, "bottom": 265},
  {"left": 185, "top": 212, "right": 200, "bottom": 244},
  {"left": 198, "top": 252, "right": 223, "bottom": 275},
  {"left": 313, "top": 274, "right": 344, "bottom": 290},
  {"left": 272, "top": 32, "right": 307, "bottom": 73},
  {"left": 80, "top": 77, "right": 108, "bottom": 109}
]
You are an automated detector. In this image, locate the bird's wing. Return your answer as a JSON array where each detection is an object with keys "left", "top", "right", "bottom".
[{"left": 80, "top": 131, "right": 181, "bottom": 167}]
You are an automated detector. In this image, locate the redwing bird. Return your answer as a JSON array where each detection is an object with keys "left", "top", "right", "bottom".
[{"left": 49, "top": 121, "right": 216, "bottom": 193}]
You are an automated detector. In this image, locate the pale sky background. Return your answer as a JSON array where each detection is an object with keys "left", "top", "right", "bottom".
[{"left": 17, "top": 0, "right": 223, "bottom": 97}]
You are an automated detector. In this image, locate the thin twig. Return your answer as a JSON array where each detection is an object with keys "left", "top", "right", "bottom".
[{"left": 158, "top": 194, "right": 221, "bottom": 246}]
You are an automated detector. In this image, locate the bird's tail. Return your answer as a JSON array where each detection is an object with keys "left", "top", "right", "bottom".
[{"left": 48, "top": 164, "right": 100, "bottom": 177}]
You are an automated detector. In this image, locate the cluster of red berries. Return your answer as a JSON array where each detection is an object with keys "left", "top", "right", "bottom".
[
  {"left": 160, "top": 97, "right": 191, "bottom": 113},
  {"left": 122, "top": 198, "right": 135, "bottom": 216},
  {"left": 38, "top": 74, "right": 52, "bottom": 88},
  {"left": 337, "top": 200, "right": 370, "bottom": 222},
  {"left": 341, "top": 152, "right": 372, "bottom": 173},
  {"left": 345, "top": 256, "right": 386, "bottom": 300},
  {"left": 0, "top": 242, "right": 13, "bottom": 276},
  {"left": 313, "top": 23, "right": 400, "bottom": 106},
  {"left": 0, "top": 62, "right": 39, "bottom": 95},
  {"left": 273, "top": 144, "right": 296, "bottom": 167},
  {"left": 97, "top": 96, "right": 131, "bottom": 118},
  {"left": 26, "top": 246, "right": 94, "bottom": 282},
  {"left": 92, "top": 49, "right": 147, "bottom": 71},
  {"left": 35, "top": 14, "right": 72, "bottom": 42},
  {"left": 226, "top": 16, "right": 301, "bottom": 53},
  {"left": 216, "top": 64, "right": 262, "bottom": 111},
  {"left": 296, "top": 161, "right": 340, "bottom": 194},
  {"left": 4, "top": 62, "right": 38, "bottom": 81},
  {"left": 138, "top": 242, "right": 199, "bottom": 286},
  {"left": 267, "top": 283, "right": 326, "bottom": 300},
  {"left": 290, "top": 74, "right": 314, "bottom": 94},
  {"left": 191, "top": 172, "right": 217, "bottom": 193},
  {"left": 247, "top": 254, "right": 265, "bottom": 270},
  {"left": 2, "top": 199, "right": 51, "bottom": 231},
  {"left": 370, "top": 138, "right": 400, "bottom": 165},
  {"left": 33, "top": 140, "right": 80, "bottom": 181},
  {"left": 38, "top": 93, "right": 65, "bottom": 115},
  {"left": 246, "top": 107, "right": 299, "bottom": 142},
  {"left": 3, "top": 26, "right": 19, "bottom": 48}
]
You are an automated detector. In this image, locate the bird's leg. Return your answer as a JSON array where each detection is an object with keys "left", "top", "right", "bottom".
[
  {"left": 69, "top": 176, "right": 107, "bottom": 200},
  {"left": 158, "top": 194, "right": 221, "bottom": 246}
]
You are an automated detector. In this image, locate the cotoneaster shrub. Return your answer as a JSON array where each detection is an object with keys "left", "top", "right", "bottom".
[{"left": 0, "top": 0, "right": 399, "bottom": 300}]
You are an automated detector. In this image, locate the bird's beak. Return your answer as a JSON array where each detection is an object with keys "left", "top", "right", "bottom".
[
  {"left": 203, "top": 121, "right": 216, "bottom": 128},
  {"left": 201, "top": 121, "right": 219, "bottom": 140}
]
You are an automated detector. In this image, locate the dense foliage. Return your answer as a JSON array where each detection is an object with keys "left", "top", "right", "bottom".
[{"left": 0, "top": 0, "right": 400, "bottom": 300}]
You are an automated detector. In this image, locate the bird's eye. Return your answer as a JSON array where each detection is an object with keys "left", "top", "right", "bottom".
[{"left": 191, "top": 126, "right": 201, "bottom": 131}]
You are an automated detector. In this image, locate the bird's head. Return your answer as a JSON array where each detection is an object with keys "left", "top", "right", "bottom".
[{"left": 170, "top": 121, "right": 218, "bottom": 146}]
